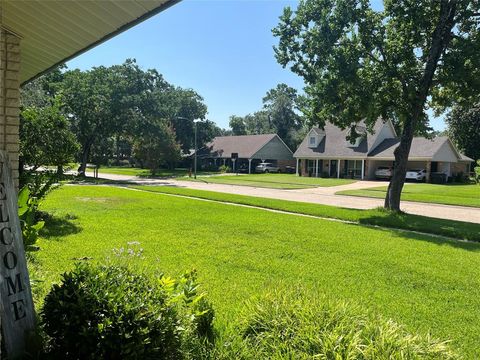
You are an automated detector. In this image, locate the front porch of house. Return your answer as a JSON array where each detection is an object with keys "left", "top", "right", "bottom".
[
  {"left": 296, "top": 157, "right": 471, "bottom": 182},
  {"left": 296, "top": 158, "right": 366, "bottom": 179}
]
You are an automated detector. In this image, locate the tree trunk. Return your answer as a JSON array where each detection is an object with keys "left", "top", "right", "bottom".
[
  {"left": 385, "top": 118, "right": 414, "bottom": 210},
  {"left": 77, "top": 138, "right": 94, "bottom": 176},
  {"left": 57, "top": 165, "right": 63, "bottom": 176},
  {"left": 384, "top": 0, "right": 457, "bottom": 211},
  {"left": 116, "top": 134, "right": 120, "bottom": 166}
]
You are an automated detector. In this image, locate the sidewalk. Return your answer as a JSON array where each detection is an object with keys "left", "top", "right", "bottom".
[{"left": 85, "top": 172, "right": 480, "bottom": 224}]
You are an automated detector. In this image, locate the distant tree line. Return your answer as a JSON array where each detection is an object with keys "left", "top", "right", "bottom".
[{"left": 20, "top": 59, "right": 226, "bottom": 177}]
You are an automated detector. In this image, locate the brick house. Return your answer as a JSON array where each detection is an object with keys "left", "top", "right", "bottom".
[
  {"left": 294, "top": 118, "right": 473, "bottom": 181},
  {"left": 198, "top": 134, "right": 295, "bottom": 173}
]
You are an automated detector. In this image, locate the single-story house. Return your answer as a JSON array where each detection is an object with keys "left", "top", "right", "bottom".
[
  {"left": 1, "top": 0, "right": 179, "bottom": 188},
  {"left": 294, "top": 118, "right": 473, "bottom": 181},
  {"left": 198, "top": 134, "right": 295, "bottom": 173}
]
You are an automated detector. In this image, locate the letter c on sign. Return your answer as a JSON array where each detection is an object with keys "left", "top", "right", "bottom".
[
  {"left": 0, "top": 183, "right": 6, "bottom": 200},
  {"left": 0, "top": 227, "right": 13, "bottom": 245},
  {"left": 3, "top": 251, "right": 17, "bottom": 270}
]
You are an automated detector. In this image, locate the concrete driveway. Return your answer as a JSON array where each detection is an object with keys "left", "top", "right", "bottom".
[{"left": 85, "top": 172, "right": 480, "bottom": 224}]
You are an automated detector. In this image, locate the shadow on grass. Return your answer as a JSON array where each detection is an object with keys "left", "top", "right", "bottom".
[
  {"left": 41, "top": 214, "right": 82, "bottom": 239},
  {"left": 359, "top": 211, "right": 480, "bottom": 251}
]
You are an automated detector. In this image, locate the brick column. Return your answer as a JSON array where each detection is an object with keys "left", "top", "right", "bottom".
[
  {"left": 425, "top": 161, "right": 431, "bottom": 183},
  {"left": 0, "top": 29, "right": 21, "bottom": 189},
  {"left": 301, "top": 159, "right": 308, "bottom": 177}
]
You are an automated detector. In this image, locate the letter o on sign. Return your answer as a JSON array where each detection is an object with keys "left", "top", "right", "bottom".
[{"left": 3, "top": 251, "right": 17, "bottom": 270}]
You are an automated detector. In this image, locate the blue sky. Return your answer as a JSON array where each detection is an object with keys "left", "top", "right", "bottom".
[{"left": 67, "top": 0, "right": 445, "bottom": 131}]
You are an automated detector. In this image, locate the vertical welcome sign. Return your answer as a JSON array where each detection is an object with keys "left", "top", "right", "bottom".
[{"left": 0, "top": 151, "right": 35, "bottom": 358}]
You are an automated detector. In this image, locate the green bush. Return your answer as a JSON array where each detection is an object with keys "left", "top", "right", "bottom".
[
  {"left": 218, "top": 165, "right": 231, "bottom": 173},
  {"left": 213, "top": 291, "right": 458, "bottom": 359},
  {"left": 474, "top": 159, "right": 480, "bottom": 184},
  {"left": 18, "top": 187, "right": 45, "bottom": 250},
  {"left": 41, "top": 263, "right": 214, "bottom": 359}
]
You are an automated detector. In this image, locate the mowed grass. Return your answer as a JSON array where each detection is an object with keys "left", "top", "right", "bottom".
[
  {"left": 337, "top": 183, "right": 480, "bottom": 208},
  {"left": 181, "top": 173, "right": 355, "bottom": 189},
  {"left": 131, "top": 185, "right": 480, "bottom": 241},
  {"left": 98, "top": 167, "right": 218, "bottom": 178},
  {"left": 33, "top": 185, "right": 480, "bottom": 357}
]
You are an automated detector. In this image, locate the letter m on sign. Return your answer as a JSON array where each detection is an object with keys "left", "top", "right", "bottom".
[{"left": 0, "top": 151, "right": 36, "bottom": 358}]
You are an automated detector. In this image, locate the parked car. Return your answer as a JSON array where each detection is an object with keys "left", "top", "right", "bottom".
[
  {"left": 237, "top": 163, "right": 249, "bottom": 173},
  {"left": 406, "top": 169, "right": 426, "bottom": 182},
  {"left": 375, "top": 166, "right": 392, "bottom": 180},
  {"left": 255, "top": 162, "right": 280, "bottom": 173},
  {"left": 284, "top": 166, "right": 296, "bottom": 174}
]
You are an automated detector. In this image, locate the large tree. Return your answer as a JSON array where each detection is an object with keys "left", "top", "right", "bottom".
[
  {"left": 446, "top": 101, "right": 480, "bottom": 162},
  {"left": 263, "top": 83, "right": 303, "bottom": 149},
  {"left": 20, "top": 97, "right": 80, "bottom": 174},
  {"left": 229, "top": 115, "right": 248, "bottom": 135},
  {"left": 61, "top": 60, "right": 168, "bottom": 174},
  {"left": 132, "top": 120, "right": 181, "bottom": 174},
  {"left": 273, "top": 0, "right": 480, "bottom": 210}
]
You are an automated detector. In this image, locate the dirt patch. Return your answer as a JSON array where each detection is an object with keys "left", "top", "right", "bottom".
[{"left": 75, "top": 197, "right": 116, "bottom": 203}]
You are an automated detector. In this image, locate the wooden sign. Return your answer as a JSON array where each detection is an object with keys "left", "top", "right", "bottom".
[{"left": 0, "top": 151, "right": 36, "bottom": 358}]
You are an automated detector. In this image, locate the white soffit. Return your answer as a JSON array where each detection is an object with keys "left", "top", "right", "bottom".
[{"left": 1, "top": 0, "right": 179, "bottom": 84}]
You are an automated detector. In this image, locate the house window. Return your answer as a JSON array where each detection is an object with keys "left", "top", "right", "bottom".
[
  {"left": 346, "top": 160, "right": 363, "bottom": 178},
  {"left": 307, "top": 160, "right": 315, "bottom": 176},
  {"left": 309, "top": 136, "right": 316, "bottom": 146}
]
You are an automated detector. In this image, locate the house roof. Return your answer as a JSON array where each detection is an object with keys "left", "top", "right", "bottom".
[
  {"left": 201, "top": 134, "right": 279, "bottom": 159},
  {"left": 295, "top": 120, "right": 472, "bottom": 162},
  {"left": 367, "top": 136, "right": 469, "bottom": 161},
  {"left": 460, "top": 154, "right": 474, "bottom": 162},
  {"left": 294, "top": 121, "right": 371, "bottom": 158},
  {"left": 2, "top": 0, "right": 179, "bottom": 84}
]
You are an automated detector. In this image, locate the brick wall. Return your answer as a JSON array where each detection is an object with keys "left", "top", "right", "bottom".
[{"left": 0, "top": 29, "right": 20, "bottom": 188}]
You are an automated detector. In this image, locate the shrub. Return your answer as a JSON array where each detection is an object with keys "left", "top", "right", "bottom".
[
  {"left": 218, "top": 165, "right": 231, "bottom": 173},
  {"left": 18, "top": 171, "right": 60, "bottom": 250},
  {"left": 41, "top": 262, "right": 214, "bottom": 359},
  {"left": 18, "top": 186, "right": 44, "bottom": 250},
  {"left": 213, "top": 291, "right": 458, "bottom": 359}
]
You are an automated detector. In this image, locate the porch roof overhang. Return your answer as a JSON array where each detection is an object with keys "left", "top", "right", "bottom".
[{"left": 1, "top": 0, "right": 180, "bottom": 85}]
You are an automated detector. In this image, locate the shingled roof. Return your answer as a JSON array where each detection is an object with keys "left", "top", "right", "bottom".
[
  {"left": 294, "top": 119, "right": 472, "bottom": 162},
  {"left": 294, "top": 121, "right": 376, "bottom": 158},
  {"left": 200, "top": 134, "right": 279, "bottom": 159},
  {"left": 368, "top": 137, "right": 472, "bottom": 161}
]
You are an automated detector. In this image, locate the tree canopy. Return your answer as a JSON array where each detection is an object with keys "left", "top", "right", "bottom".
[
  {"left": 446, "top": 101, "right": 480, "bottom": 162},
  {"left": 20, "top": 97, "right": 80, "bottom": 173},
  {"left": 273, "top": 0, "right": 480, "bottom": 210},
  {"left": 228, "top": 84, "right": 305, "bottom": 149},
  {"left": 20, "top": 59, "right": 217, "bottom": 175}
]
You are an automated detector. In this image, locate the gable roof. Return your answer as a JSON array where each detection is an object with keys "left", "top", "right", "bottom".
[
  {"left": 2, "top": 0, "right": 179, "bottom": 84},
  {"left": 294, "top": 121, "right": 372, "bottom": 158},
  {"left": 201, "top": 134, "right": 280, "bottom": 159},
  {"left": 367, "top": 136, "right": 470, "bottom": 161},
  {"left": 367, "top": 118, "right": 395, "bottom": 151},
  {"left": 294, "top": 120, "right": 472, "bottom": 162}
]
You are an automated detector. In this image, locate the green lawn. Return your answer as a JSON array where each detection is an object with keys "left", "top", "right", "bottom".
[
  {"left": 131, "top": 185, "right": 480, "bottom": 242},
  {"left": 337, "top": 183, "right": 480, "bottom": 208},
  {"left": 33, "top": 185, "right": 480, "bottom": 357},
  {"left": 181, "top": 173, "right": 355, "bottom": 189},
  {"left": 97, "top": 167, "right": 218, "bottom": 178}
]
